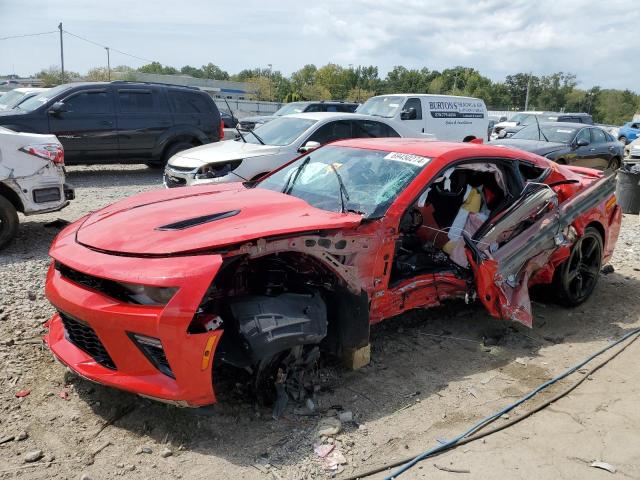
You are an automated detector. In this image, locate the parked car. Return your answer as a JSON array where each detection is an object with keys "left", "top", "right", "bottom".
[
  {"left": 617, "top": 121, "right": 640, "bottom": 144},
  {"left": 238, "top": 101, "right": 359, "bottom": 130},
  {"left": 491, "top": 112, "right": 593, "bottom": 140},
  {"left": 357, "top": 94, "right": 488, "bottom": 141},
  {"left": 44, "top": 138, "right": 620, "bottom": 407},
  {"left": 624, "top": 137, "right": 640, "bottom": 165},
  {"left": 0, "top": 82, "right": 223, "bottom": 167},
  {"left": 0, "top": 87, "right": 49, "bottom": 111},
  {"left": 164, "top": 112, "right": 429, "bottom": 187},
  {"left": 220, "top": 110, "right": 238, "bottom": 129},
  {"left": 0, "top": 127, "right": 73, "bottom": 248},
  {"left": 492, "top": 122, "right": 623, "bottom": 170}
]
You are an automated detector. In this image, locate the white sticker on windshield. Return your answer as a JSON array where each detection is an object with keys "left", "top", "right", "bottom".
[
  {"left": 384, "top": 152, "right": 430, "bottom": 167},
  {"left": 388, "top": 103, "right": 399, "bottom": 107},
  {"left": 556, "top": 129, "right": 573, "bottom": 133}
]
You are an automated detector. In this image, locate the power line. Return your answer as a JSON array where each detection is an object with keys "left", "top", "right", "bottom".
[
  {"left": 62, "top": 29, "right": 155, "bottom": 64},
  {"left": 0, "top": 31, "right": 57, "bottom": 41}
]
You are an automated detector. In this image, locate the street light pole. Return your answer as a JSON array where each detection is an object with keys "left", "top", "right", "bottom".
[
  {"left": 267, "top": 64, "right": 273, "bottom": 101},
  {"left": 58, "top": 22, "right": 65, "bottom": 83},
  {"left": 105, "top": 47, "right": 111, "bottom": 81}
]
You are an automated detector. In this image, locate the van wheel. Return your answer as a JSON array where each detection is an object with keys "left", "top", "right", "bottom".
[{"left": 0, "top": 196, "right": 19, "bottom": 250}]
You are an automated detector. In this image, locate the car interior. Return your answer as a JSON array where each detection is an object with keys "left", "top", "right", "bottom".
[{"left": 391, "top": 161, "right": 515, "bottom": 282}]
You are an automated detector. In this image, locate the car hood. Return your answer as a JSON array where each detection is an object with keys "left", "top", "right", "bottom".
[
  {"left": 241, "top": 115, "right": 277, "bottom": 124},
  {"left": 494, "top": 121, "right": 518, "bottom": 129},
  {"left": 491, "top": 139, "right": 567, "bottom": 156},
  {"left": 169, "top": 141, "right": 283, "bottom": 168},
  {"left": 75, "top": 184, "right": 362, "bottom": 255},
  {"left": 0, "top": 109, "right": 26, "bottom": 120}
]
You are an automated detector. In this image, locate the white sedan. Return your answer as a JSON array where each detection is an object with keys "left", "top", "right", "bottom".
[
  {"left": 0, "top": 127, "right": 74, "bottom": 248},
  {"left": 163, "top": 112, "right": 431, "bottom": 187}
]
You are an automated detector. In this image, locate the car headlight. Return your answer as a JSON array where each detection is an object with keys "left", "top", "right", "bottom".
[
  {"left": 195, "top": 160, "right": 243, "bottom": 179},
  {"left": 119, "top": 283, "right": 178, "bottom": 305}
]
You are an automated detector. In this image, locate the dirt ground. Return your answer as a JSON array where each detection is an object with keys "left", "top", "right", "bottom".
[{"left": 1, "top": 165, "right": 639, "bottom": 480}]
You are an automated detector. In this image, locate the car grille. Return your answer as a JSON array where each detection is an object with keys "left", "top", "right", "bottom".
[
  {"left": 60, "top": 312, "right": 116, "bottom": 370},
  {"left": 55, "top": 262, "right": 140, "bottom": 304},
  {"left": 164, "top": 174, "right": 187, "bottom": 188}
]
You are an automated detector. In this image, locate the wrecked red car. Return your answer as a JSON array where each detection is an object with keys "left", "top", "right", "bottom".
[{"left": 44, "top": 138, "right": 621, "bottom": 406}]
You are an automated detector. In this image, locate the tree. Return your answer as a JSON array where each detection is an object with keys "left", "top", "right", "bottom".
[
  {"left": 138, "top": 62, "right": 177, "bottom": 75},
  {"left": 300, "top": 83, "right": 331, "bottom": 101},
  {"left": 290, "top": 64, "right": 318, "bottom": 93},
  {"left": 180, "top": 65, "right": 203, "bottom": 78},
  {"left": 84, "top": 67, "right": 110, "bottom": 82},
  {"left": 35, "top": 66, "right": 81, "bottom": 86},
  {"left": 200, "top": 63, "right": 229, "bottom": 80}
]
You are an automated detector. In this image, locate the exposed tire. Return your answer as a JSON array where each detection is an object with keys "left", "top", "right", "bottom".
[
  {"left": 555, "top": 226, "right": 603, "bottom": 307},
  {"left": 0, "top": 195, "right": 19, "bottom": 250},
  {"left": 618, "top": 136, "right": 627, "bottom": 145},
  {"left": 147, "top": 141, "right": 195, "bottom": 169},
  {"left": 608, "top": 156, "right": 622, "bottom": 171}
]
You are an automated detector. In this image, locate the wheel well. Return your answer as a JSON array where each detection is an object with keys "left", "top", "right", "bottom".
[
  {"left": 585, "top": 221, "right": 605, "bottom": 247},
  {"left": 0, "top": 183, "right": 24, "bottom": 213},
  {"left": 462, "top": 135, "right": 476, "bottom": 142},
  {"left": 162, "top": 136, "right": 201, "bottom": 159},
  {"left": 207, "top": 252, "right": 370, "bottom": 363},
  {"left": 556, "top": 158, "right": 567, "bottom": 164}
]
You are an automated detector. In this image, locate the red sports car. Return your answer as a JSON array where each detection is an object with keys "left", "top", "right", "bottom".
[{"left": 44, "top": 139, "right": 621, "bottom": 407}]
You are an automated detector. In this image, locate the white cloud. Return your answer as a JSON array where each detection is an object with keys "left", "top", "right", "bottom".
[{"left": 0, "top": 0, "right": 638, "bottom": 90}]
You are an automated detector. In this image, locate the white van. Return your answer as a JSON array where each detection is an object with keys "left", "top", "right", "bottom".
[{"left": 357, "top": 94, "right": 488, "bottom": 142}]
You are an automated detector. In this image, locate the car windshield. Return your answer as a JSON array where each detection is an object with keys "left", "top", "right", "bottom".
[
  {"left": 511, "top": 124, "right": 578, "bottom": 143},
  {"left": 274, "top": 102, "right": 308, "bottom": 116},
  {"left": 357, "top": 96, "right": 404, "bottom": 118},
  {"left": 509, "top": 113, "right": 535, "bottom": 124},
  {"left": 257, "top": 145, "right": 429, "bottom": 218},
  {"left": 16, "top": 85, "right": 69, "bottom": 112},
  {"left": 0, "top": 90, "right": 26, "bottom": 109},
  {"left": 239, "top": 117, "right": 317, "bottom": 146}
]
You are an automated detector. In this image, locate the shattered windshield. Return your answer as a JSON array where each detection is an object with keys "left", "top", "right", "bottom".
[
  {"left": 357, "top": 96, "right": 404, "bottom": 118},
  {"left": 257, "top": 145, "right": 429, "bottom": 218},
  {"left": 511, "top": 124, "right": 578, "bottom": 143}
]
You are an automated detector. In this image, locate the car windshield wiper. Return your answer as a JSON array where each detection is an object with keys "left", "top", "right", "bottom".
[
  {"left": 246, "top": 128, "right": 266, "bottom": 145},
  {"left": 329, "top": 163, "right": 350, "bottom": 213},
  {"left": 282, "top": 156, "right": 311, "bottom": 194}
]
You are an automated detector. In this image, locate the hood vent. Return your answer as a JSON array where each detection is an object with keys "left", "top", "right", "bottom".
[{"left": 156, "top": 209, "right": 240, "bottom": 231}]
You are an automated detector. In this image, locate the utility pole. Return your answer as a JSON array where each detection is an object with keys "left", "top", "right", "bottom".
[
  {"left": 105, "top": 47, "right": 111, "bottom": 81},
  {"left": 524, "top": 72, "right": 532, "bottom": 111},
  {"left": 267, "top": 64, "right": 273, "bottom": 102},
  {"left": 58, "top": 22, "right": 65, "bottom": 83}
]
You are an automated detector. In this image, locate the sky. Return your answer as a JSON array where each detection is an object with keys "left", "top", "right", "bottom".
[{"left": 1, "top": 0, "right": 639, "bottom": 91}]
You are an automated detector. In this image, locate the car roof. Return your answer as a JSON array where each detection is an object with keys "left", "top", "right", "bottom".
[
  {"left": 330, "top": 137, "right": 546, "bottom": 162},
  {"left": 372, "top": 93, "right": 483, "bottom": 102},
  {"left": 11, "top": 87, "right": 48, "bottom": 93},
  {"left": 538, "top": 121, "right": 592, "bottom": 129}
]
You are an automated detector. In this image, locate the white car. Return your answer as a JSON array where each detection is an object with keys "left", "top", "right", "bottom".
[
  {"left": 0, "top": 127, "right": 74, "bottom": 248},
  {"left": 625, "top": 137, "right": 640, "bottom": 165},
  {"left": 164, "top": 112, "right": 430, "bottom": 187},
  {"left": 357, "top": 94, "right": 488, "bottom": 142},
  {"left": 0, "top": 87, "right": 49, "bottom": 111}
]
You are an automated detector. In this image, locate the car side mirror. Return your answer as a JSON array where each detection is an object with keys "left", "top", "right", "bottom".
[
  {"left": 498, "top": 129, "right": 508, "bottom": 139},
  {"left": 400, "top": 107, "right": 417, "bottom": 120},
  {"left": 298, "top": 140, "right": 321, "bottom": 153},
  {"left": 575, "top": 138, "right": 589, "bottom": 148},
  {"left": 48, "top": 102, "right": 67, "bottom": 115}
]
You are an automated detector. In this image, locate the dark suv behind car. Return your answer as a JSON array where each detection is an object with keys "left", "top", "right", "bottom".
[
  {"left": 238, "top": 101, "right": 359, "bottom": 130},
  {"left": 0, "top": 81, "right": 223, "bottom": 166}
]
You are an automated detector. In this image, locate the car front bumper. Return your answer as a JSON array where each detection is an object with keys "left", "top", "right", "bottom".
[
  {"left": 163, "top": 165, "right": 234, "bottom": 188},
  {"left": 44, "top": 230, "right": 225, "bottom": 407}
]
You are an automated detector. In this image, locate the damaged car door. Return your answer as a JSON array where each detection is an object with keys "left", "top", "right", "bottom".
[{"left": 464, "top": 174, "right": 616, "bottom": 327}]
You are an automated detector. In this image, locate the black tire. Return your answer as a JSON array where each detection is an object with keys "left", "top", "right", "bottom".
[
  {"left": 0, "top": 196, "right": 19, "bottom": 250},
  {"left": 555, "top": 227, "right": 603, "bottom": 306},
  {"left": 619, "top": 136, "right": 627, "bottom": 145},
  {"left": 608, "top": 156, "right": 622, "bottom": 171},
  {"left": 147, "top": 141, "right": 195, "bottom": 169}
]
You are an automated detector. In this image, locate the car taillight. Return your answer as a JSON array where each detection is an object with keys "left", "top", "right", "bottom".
[
  {"left": 218, "top": 119, "right": 225, "bottom": 140},
  {"left": 20, "top": 143, "right": 64, "bottom": 165}
]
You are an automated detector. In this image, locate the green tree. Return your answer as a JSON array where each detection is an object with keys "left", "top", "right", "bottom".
[
  {"left": 180, "top": 65, "right": 203, "bottom": 78},
  {"left": 200, "top": 63, "right": 229, "bottom": 80},
  {"left": 138, "top": 62, "right": 177, "bottom": 75}
]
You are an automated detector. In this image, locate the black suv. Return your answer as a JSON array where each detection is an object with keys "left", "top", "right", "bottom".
[
  {"left": 0, "top": 82, "right": 222, "bottom": 166},
  {"left": 238, "top": 101, "right": 359, "bottom": 130}
]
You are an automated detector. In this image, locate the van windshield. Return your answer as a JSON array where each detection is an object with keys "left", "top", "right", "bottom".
[
  {"left": 16, "top": 85, "right": 70, "bottom": 112},
  {"left": 357, "top": 96, "right": 404, "bottom": 118}
]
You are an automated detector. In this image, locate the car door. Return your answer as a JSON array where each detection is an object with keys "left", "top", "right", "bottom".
[
  {"left": 116, "top": 87, "right": 172, "bottom": 161},
  {"left": 570, "top": 127, "right": 597, "bottom": 167},
  {"left": 399, "top": 97, "right": 424, "bottom": 133},
  {"left": 352, "top": 119, "right": 401, "bottom": 138},
  {"left": 47, "top": 88, "right": 118, "bottom": 163},
  {"left": 465, "top": 174, "right": 615, "bottom": 327},
  {"left": 589, "top": 128, "right": 613, "bottom": 170}
]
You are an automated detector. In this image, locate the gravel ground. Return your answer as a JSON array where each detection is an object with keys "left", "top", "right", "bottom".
[{"left": 0, "top": 165, "right": 639, "bottom": 479}]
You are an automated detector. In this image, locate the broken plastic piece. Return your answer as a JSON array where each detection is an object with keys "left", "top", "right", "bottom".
[
  {"left": 590, "top": 461, "right": 616, "bottom": 473},
  {"left": 15, "top": 389, "right": 30, "bottom": 398}
]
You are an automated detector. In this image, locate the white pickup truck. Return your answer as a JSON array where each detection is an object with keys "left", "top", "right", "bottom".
[{"left": 0, "top": 127, "right": 74, "bottom": 248}]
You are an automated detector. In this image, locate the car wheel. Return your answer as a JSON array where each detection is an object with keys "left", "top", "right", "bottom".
[
  {"left": 608, "top": 157, "right": 622, "bottom": 170},
  {"left": 0, "top": 196, "right": 19, "bottom": 250},
  {"left": 555, "top": 227, "right": 603, "bottom": 307},
  {"left": 619, "top": 136, "right": 627, "bottom": 145}
]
